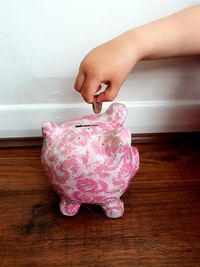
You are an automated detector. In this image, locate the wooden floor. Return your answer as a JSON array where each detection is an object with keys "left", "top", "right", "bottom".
[{"left": 0, "top": 135, "right": 200, "bottom": 267}]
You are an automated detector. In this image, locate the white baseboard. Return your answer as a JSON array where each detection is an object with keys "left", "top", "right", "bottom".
[{"left": 0, "top": 100, "right": 200, "bottom": 138}]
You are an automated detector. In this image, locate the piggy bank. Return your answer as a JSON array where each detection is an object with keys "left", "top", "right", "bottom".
[{"left": 41, "top": 103, "right": 139, "bottom": 218}]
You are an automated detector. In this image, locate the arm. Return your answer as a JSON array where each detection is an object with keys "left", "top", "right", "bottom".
[
  {"left": 128, "top": 4, "right": 200, "bottom": 59},
  {"left": 74, "top": 4, "right": 200, "bottom": 103}
]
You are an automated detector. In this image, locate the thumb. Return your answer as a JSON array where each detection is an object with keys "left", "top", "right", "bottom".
[{"left": 97, "top": 83, "right": 119, "bottom": 102}]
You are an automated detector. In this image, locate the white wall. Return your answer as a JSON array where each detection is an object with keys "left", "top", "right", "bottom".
[{"left": 0, "top": 0, "right": 200, "bottom": 137}]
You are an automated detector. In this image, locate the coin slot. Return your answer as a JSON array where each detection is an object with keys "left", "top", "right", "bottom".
[{"left": 75, "top": 124, "right": 99, "bottom": 128}]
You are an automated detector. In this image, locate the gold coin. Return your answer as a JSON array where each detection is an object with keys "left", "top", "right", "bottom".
[{"left": 92, "top": 95, "right": 102, "bottom": 114}]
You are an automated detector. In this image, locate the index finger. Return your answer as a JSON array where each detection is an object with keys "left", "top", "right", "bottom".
[
  {"left": 81, "top": 77, "right": 102, "bottom": 104},
  {"left": 74, "top": 70, "right": 85, "bottom": 92}
]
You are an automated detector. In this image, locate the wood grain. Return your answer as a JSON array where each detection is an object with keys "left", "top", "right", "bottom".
[{"left": 0, "top": 138, "right": 200, "bottom": 266}]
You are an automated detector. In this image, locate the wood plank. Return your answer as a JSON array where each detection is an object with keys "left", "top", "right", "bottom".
[{"left": 0, "top": 140, "right": 200, "bottom": 266}]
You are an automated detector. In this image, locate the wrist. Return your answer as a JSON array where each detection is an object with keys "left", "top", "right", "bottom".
[{"left": 123, "top": 28, "right": 151, "bottom": 60}]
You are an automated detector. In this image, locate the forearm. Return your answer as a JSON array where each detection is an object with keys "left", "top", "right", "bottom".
[{"left": 125, "top": 4, "right": 200, "bottom": 60}]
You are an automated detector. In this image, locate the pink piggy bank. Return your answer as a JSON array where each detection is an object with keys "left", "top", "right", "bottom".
[{"left": 41, "top": 103, "right": 139, "bottom": 218}]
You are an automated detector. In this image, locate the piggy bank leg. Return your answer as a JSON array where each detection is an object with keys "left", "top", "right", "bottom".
[
  {"left": 60, "top": 198, "right": 81, "bottom": 216},
  {"left": 102, "top": 198, "right": 124, "bottom": 218}
]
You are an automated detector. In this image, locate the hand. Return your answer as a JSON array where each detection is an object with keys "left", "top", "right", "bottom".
[
  {"left": 74, "top": 33, "right": 140, "bottom": 103},
  {"left": 74, "top": 4, "right": 200, "bottom": 104}
]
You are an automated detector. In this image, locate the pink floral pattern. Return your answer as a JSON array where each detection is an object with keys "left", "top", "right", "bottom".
[{"left": 41, "top": 103, "right": 139, "bottom": 218}]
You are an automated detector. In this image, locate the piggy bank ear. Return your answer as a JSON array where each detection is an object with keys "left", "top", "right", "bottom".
[
  {"left": 42, "top": 121, "right": 61, "bottom": 142},
  {"left": 101, "top": 127, "right": 131, "bottom": 158},
  {"left": 106, "top": 103, "right": 127, "bottom": 127}
]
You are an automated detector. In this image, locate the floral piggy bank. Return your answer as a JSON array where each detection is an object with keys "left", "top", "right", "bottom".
[{"left": 41, "top": 103, "right": 139, "bottom": 218}]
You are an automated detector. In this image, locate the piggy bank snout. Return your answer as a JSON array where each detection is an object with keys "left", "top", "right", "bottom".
[{"left": 102, "top": 128, "right": 131, "bottom": 157}]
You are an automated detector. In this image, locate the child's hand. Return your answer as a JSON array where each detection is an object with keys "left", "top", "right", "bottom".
[
  {"left": 74, "top": 4, "right": 200, "bottom": 104},
  {"left": 74, "top": 33, "right": 140, "bottom": 103}
]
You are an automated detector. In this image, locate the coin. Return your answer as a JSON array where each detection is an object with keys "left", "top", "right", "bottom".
[{"left": 92, "top": 95, "right": 102, "bottom": 114}]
